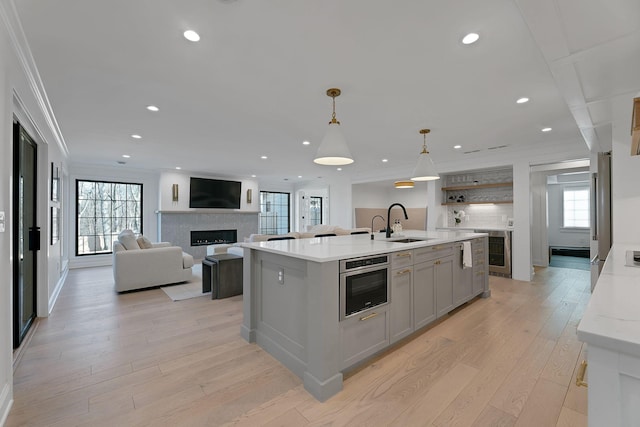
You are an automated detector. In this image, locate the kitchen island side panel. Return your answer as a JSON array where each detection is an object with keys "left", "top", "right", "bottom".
[
  {"left": 304, "top": 260, "right": 343, "bottom": 401},
  {"left": 247, "top": 250, "right": 342, "bottom": 400}
]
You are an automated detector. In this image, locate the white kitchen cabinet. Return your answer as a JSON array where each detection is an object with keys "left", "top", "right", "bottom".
[{"left": 577, "top": 244, "right": 640, "bottom": 426}]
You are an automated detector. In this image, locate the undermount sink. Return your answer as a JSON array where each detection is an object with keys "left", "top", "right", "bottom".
[{"left": 390, "top": 238, "right": 432, "bottom": 243}]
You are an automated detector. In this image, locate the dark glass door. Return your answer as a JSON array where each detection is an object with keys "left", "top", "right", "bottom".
[{"left": 13, "top": 121, "right": 38, "bottom": 348}]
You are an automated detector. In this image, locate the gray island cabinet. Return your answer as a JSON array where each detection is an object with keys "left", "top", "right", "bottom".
[{"left": 240, "top": 230, "right": 489, "bottom": 401}]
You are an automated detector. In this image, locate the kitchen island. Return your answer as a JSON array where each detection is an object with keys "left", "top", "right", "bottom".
[{"left": 239, "top": 230, "right": 489, "bottom": 401}]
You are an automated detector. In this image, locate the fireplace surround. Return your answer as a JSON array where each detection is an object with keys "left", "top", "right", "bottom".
[{"left": 158, "top": 211, "right": 259, "bottom": 260}]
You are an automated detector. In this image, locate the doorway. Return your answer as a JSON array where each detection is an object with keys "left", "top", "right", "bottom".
[
  {"left": 530, "top": 159, "right": 590, "bottom": 270},
  {"left": 13, "top": 120, "right": 39, "bottom": 348}
]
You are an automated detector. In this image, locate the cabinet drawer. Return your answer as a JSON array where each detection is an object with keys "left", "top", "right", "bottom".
[
  {"left": 414, "top": 244, "right": 454, "bottom": 264},
  {"left": 391, "top": 250, "right": 413, "bottom": 269},
  {"left": 341, "top": 307, "right": 389, "bottom": 369}
]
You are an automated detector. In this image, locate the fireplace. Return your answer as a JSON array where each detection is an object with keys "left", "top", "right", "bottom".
[{"left": 191, "top": 229, "right": 238, "bottom": 246}]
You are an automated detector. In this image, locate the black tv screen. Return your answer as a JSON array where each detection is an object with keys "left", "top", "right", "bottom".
[{"left": 189, "top": 177, "right": 241, "bottom": 209}]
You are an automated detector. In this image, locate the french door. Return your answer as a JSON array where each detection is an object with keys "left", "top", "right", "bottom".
[{"left": 13, "top": 120, "right": 39, "bottom": 348}]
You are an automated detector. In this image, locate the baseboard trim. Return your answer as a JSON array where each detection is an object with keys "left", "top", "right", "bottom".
[
  {"left": 0, "top": 382, "right": 14, "bottom": 427},
  {"left": 48, "top": 265, "right": 69, "bottom": 314}
]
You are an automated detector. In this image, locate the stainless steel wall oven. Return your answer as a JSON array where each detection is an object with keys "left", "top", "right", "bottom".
[
  {"left": 475, "top": 229, "right": 512, "bottom": 277},
  {"left": 339, "top": 254, "right": 390, "bottom": 321}
]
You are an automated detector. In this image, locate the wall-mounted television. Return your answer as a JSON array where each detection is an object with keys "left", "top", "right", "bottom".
[{"left": 189, "top": 177, "right": 242, "bottom": 209}]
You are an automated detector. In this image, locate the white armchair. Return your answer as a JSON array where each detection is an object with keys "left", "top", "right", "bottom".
[{"left": 113, "top": 239, "right": 194, "bottom": 292}]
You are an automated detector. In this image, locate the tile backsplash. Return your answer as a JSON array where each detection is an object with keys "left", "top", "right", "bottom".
[{"left": 446, "top": 204, "right": 513, "bottom": 228}]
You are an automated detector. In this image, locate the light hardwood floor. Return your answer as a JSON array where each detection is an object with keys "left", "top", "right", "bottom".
[{"left": 7, "top": 265, "right": 589, "bottom": 426}]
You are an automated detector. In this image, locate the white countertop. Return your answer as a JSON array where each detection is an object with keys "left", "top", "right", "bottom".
[
  {"left": 241, "top": 229, "right": 487, "bottom": 263},
  {"left": 577, "top": 243, "right": 640, "bottom": 357}
]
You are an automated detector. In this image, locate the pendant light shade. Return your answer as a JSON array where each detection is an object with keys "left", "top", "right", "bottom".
[
  {"left": 394, "top": 180, "right": 414, "bottom": 189},
  {"left": 314, "top": 88, "right": 354, "bottom": 165},
  {"left": 411, "top": 129, "right": 440, "bottom": 181}
]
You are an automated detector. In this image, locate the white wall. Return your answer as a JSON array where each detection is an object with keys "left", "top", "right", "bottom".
[
  {"left": 0, "top": 14, "right": 12, "bottom": 422},
  {"left": 0, "top": 2, "right": 70, "bottom": 421},
  {"left": 158, "top": 171, "right": 259, "bottom": 213},
  {"left": 547, "top": 182, "right": 590, "bottom": 248},
  {"left": 611, "top": 94, "right": 640, "bottom": 245},
  {"left": 326, "top": 175, "right": 353, "bottom": 229},
  {"left": 352, "top": 181, "right": 429, "bottom": 209}
]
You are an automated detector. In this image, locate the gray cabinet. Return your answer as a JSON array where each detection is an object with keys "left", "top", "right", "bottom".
[
  {"left": 390, "top": 265, "right": 413, "bottom": 343},
  {"left": 435, "top": 255, "right": 454, "bottom": 318},
  {"left": 453, "top": 245, "right": 473, "bottom": 306},
  {"left": 413, "top": 261, "right": 436, "bottom": 330},
  {"left": 341, "top": 305, "right": 389, "bottom": 369}
]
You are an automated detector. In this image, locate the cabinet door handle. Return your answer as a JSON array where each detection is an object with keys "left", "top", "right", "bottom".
[
  {"left": 434, "top": 260, "right": 441, "bottom": 265},
  {"left": 396, "top": 252, "right": 412, "bottom": 258},
  {"left": 576, "top": 360, "right": 588, "bottom": 387},
  {"left": 396, "top": 269, "right": 411, "bottom": 276},
  {"left": 359, "top": 312, "right": 378, "bottom": 321}
]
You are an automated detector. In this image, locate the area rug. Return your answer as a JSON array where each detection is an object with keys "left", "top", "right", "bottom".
[{"left": 161, "top": 264, "right": 211, "bottom": 301}]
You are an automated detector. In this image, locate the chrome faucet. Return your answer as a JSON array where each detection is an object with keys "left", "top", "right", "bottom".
[
  {"left": 386, "top": 203, "right": 408, "bottom": 238},
  {"left": 370, "top": 215, "right": 385, "bottom": 240}
]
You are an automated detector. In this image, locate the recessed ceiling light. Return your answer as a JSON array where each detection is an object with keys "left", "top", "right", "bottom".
[
  {"left": 462, "top": 33, "right": 479, "bottom": 45},
  {"left": 298, "top": 175, "right": 302, "bottom": 178},
  {"left": 382, "top": 159, "right": 388, "bottom": 163},
  {"left": 302, "top": 140, "right": 310, "bottom": 146},
  {"left": 337, "top": 167, "right": 342, "bottom": 171},
  {"left": 146, "top": 105, "right": 159, "bottom": 112},
  {"left": 122, "top": 154, "right": 130, "bottom": 158},
  {"left": 516, "top": 97, "right": 529, "bottom": 104},
  {"left": 251, "top": 174, "right": 256, "bottom": 178},
  {"left": 183, "top": 30, "right": 200, "bottom": 42},
  {"left": 175, "top": 166, "right": 181, "bottom": 170},
  {"left": 131, "top": 134, "right": 142, "bottom": 139},
  {"left": 261, "top": 155, "right": 268, "bottom": 159},
  {"left": 454, "top": 145, "right": 462, "bottom": 149},
  {"left": 541, "top": 127, "right": 552, "bottom": 132}
]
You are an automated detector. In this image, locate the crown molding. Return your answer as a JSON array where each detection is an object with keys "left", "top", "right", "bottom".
[{"left": 0, "top": 0, "right": 69, "bottom": 157}]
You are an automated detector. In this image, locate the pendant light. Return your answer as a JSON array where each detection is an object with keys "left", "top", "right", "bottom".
[
  {"left": 394, "top": 180, "right": 414, "bottom": 189},
  {"left": 411, "top": 129, "right": 440, "bottom": 181},
  {"left": 313, "top": 88, "right": 354, "bottom": 165}
]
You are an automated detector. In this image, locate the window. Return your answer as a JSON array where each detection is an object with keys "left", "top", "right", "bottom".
[
  {"left": 76, "top": 180, "right": 143, "bottom": 255},
  {"left": 259, "top": 191, "right": 290, "bottom": 235},
  {"left": 563, "top": 186, "right": 589, "bottom": 228}
]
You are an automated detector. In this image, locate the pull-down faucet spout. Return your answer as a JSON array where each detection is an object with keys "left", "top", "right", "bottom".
[{"left": 386, "top": 203, "right": 409, "bottom": 238}]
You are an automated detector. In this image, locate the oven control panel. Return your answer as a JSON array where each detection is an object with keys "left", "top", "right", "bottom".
[{"left": 341, "top": 255, "right": 389, "bottom": 272}]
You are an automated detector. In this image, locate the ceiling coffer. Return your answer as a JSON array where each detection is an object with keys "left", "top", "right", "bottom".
[{"left": 632, "top": 97, "right": 640, "bottom": 156}]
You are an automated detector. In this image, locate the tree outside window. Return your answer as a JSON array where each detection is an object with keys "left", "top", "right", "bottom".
[
  {"left": 259, "top": 191, "right": 290, "bottom": 235},
  {"left": 76, "top": 180, "right": 143, "bottom": 255}
]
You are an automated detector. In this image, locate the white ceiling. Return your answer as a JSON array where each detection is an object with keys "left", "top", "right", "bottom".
[{"left": 12, "top": 0, "right": 640, "bottom": 185}]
